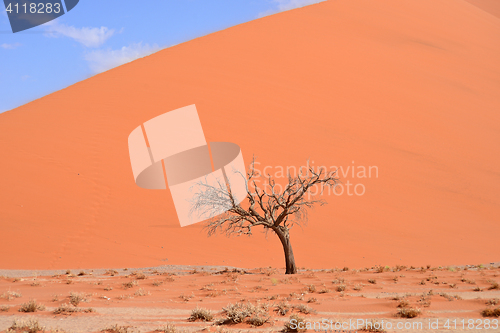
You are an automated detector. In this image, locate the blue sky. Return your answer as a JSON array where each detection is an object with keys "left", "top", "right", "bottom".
[{"left": 0, "top": 0, "right": 323, "bottom": 112}]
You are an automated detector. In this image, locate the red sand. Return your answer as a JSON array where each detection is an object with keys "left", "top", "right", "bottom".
[
  {"left": 1, "top": 266, "right": 499, "bottom": 332},
  {"left": 0, "top": 0, "right": 499, "bottom": 270}
]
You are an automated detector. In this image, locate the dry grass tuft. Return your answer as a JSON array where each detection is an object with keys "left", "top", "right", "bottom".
[
  {"left": 396, "top": 307, "right": 421, "bottom": 318},
  {"left": 284, "top": 314, "right": 306, "bottom": 333},
  {"left": 105, "top": 270, "right": 118, "bottom": 276},
  {"left": 7, "top": 319, "right": 44, "bottom": 333},
  {"left": 54, "top": 303, "right": 79, "bottom": 315},
  {"left": 336, "top": 284, "right": 346, "bottom": 292},
  {"left": 1, "top": 305, "right": 10, "bottom": 312},
  {"left": 368, "top": 279, "right": 376, "bottom": 284},
  {"left": 275, "top": 301, "right": 290, "bottom": 316},
  {"left": 188, "top": 307, "right": 213, "bottom": 322},
  {"left": 155, "top": 324, "right": 177, "bottom": 333},
  {"left": 487, "top": 298, "right": 499, "bottom": 306},
  {"left": 292, "top": 304, "right": 316, "bottom": 314},
  {"left": 131, "top": 271, "right": 147, "bottom": 280},
  {"left": 69, "top": 292, "right": 86, "bottom": 306},
  {"left": 488, "top": 281, "right": 499, "bottom": 290},
  {"left": 220, "top": 302, "right": 268, "bottom": 324},
  {"left": 134, "top": 288, "right": 151, "bottom": 297},
  {"left": 1, "top": 290, "right": 22, "bottom": 300},
  {"left": 353, "top": 284, "right": 363, "bottom": 291},
  {"left": 481, "top": 308, "right": 500, "bottom": 317},
  {"left": 359, "top": 319, "right": 387, "bottom": 332},
  {"left": 246, "top": 314, "right": 270, "bottom": 327},
  {"left": 397, "top": 300, "right": 410, "bottom": 308},
  {"left": 101, "top": 324, "right": 135, "bottom": 333},
  {"left": 123, "top": 280, "right": 138, "bottom": 289},
  {"left": 19, "top": 300, "right": 46, "bottom": 313}
]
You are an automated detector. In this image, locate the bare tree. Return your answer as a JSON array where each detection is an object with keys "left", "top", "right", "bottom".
[{"left": 189, "top": 158, "right": 340, "bottom": 274}]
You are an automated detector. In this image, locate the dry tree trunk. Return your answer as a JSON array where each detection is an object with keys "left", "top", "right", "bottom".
[{"left": 275, "top": 228, "right": 298, "bottom": 274}]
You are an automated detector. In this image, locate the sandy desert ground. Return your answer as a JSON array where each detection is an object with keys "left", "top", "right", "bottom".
[{"left": 1, "top": 264, "right": 500, "bottom": 333}]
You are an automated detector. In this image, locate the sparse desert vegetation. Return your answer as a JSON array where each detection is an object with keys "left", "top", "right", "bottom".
[
  {"left": 6, "top": 319, "right": 44, "bottom": 333},
  {"left": 481, "top": 308, "right": 500, "bottom": 317},
  {"left": 397, "top": 307, "right": 421, "bottom": 318},
  {"left": 0, "top": 264, "right": 498, "bottom": 331},
  {"left": 18, "top": 299, "right": 45, "bottom": 313},
  {"left": 188, "top": 307, "right": 213, "bottom": 322}
]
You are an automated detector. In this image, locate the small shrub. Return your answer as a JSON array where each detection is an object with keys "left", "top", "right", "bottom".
[
  {"left": 306, "top": 285, "right": 316, "bottom": 293},
  {"left": 153, "top": 280, "right": 164, "bottom": 287},
  {"left": 7, "top": 319, "right": 44, "bottom": 333},
  {"left": 318, "top": 287, "right": 330, "bottom": 294},
  {"left": 132, "top": 271, "right": 147, "bottom": 280},
  {"left": 69, "top": 292, "right": 86, "bottom": 306},
  {"left": 1, "top": 305, "right": 10, "bottom": 312},
  {"left": 275, "top": 301, "right": 290, "bottom": 316},
  {"left": 397, "top": 300, "right": 410, "bottom": 308},
  {"left": 487, "top": 298, "right": 499, "bottom": 306},
  {"left": 336, "top": 284, "right": 346, "bottom": 292},
  {"left": 179, "top": 293, "right": 194, "bottom": 302},
  {"left": 246, "top": 314, "right": 270, "bottom": 326},
  {"left": 123, "top": 280, "right": 138, "bottom": 289},
  {"left": 474, "top": 286, "right": 482, "bottom": 292},
  {"left": 307, "top": 297, "right": 317, "bottom": 303},
  {"left": 54, "top": 303, "right": 79, "bottom": 315},
  {"left": 19, "top": 300, "right": 45, "bottom": 313},
  {"left": 292, "top": 304, "right": 316, "bottom": 314},
  {"left": 488, "top": 281, "right": 499, "bottom": 290},
  {"left": 155, "top": 324, "right": 177, "bottom": 333},
  {"left": 481, "top": 308, "right": 500, "bottom": 317},
  {"left": 105, "top": 270, "right": 118, "bottom": 276},
  {"left": 134, "top": 288, "right": 151, "bottom": 297},
  {"left": 188, "top": 307, "right": 213, "bottom": 321},
  {"left": 220, "top": 302, "right": 254, "bottom": 323},
  {"left": 397, "top": 307, "right": 421, "bottom": 318},
  {"left": 284, "top": 314, "right": 306, "bottom": 333},
  {"left": 368, "top": 279, "right": 376, "bottom": 284}
]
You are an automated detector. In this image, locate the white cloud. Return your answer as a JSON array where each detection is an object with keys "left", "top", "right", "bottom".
[
  {"left": 45, "top": 22, "right": 115, "bottom": 48},
  {"left": 84, "top": 42, "right": 161, "bottom": 73},
  {"left": 1, "top": 43, "right": 21, "bottom": 49},
  {"left": 259, "top": 0, "right": 325, "bottom": 17}
]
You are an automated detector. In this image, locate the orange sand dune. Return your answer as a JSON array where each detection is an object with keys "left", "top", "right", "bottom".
[
  {"left": 0, "top": 0, "right": 499, "bottom": 270},
  {"left": 465, "top": 0, "right": 500, "bottom": 18}
]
